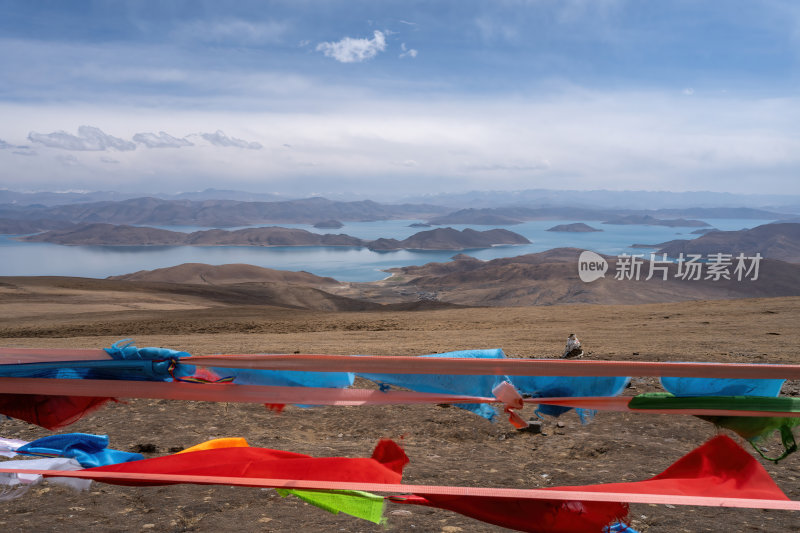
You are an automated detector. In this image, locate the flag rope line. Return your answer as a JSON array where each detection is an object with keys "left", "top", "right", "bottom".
[
  {"left": 2, "top": 348, "right": 800, "bottom": 379},
  {"left": 0, "top": 377, "right": 798, "bottom": 418},
  {"left": 0, "top": 468, "right": 797, "bottom": 511}
]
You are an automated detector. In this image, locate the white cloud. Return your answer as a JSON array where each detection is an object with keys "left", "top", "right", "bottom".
[
  {"left": 173, "top": 19, "right": 289, "bottom": 46},
  {"left": 462, "top": 161, "right": 551, "bottom": 172},
  {"left": 28, "top": 126, "right": 136, "bottom": 151},
  {"left": 399, "top": 43, "right": 418, "bottom": 59},
  {"left": 474, "top": 17, "right": 520, "bottom": 43},
  {"left": 3, "top": 89, "right": 800, "bottom": 196},
  {"left": 683, "top": 88, "right": 695, "bottom": 95},
  {"left": 55, "top": 154, "right": 80, "bottom": 166},
  {"left": 100, "top": 156, "right": 120, "bottom": 164},
  {"left": 133, "top": 131, "right": 194, "bottom": 148},
  {"left": 0, "top": 139, "right": 29, "bottom": 150},
  {"left": 316, "top": 31, "right": 387, "bottom": 63},
  {"left": 198, "top": 130, "right": 263, "bottom": 150}
]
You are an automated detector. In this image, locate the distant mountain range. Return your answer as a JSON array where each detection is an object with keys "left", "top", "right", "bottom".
[
  {"left": 3, "top": 186, "right": 799, "bottom": 215},
  {"left": 0, "top": 218, "right": 75, "bottom": 234},
  {"left": 0, "top": 190, "right": 795, "bottom": 242},
  {"left": 400, "top": 188, "right": 800, "bottom": 211},
  {"left": 428, "top": 206, "right": 788, "bottom": 225},
  {"left": 20, "top": 224, "right": 530, "bottom": 251},
  {"left": 0, "top": 196, "right": 447, "bottom": 227},
  {"left": 601, "top": 214, "right": 708, "bottom": 227},
  {"left": 0, "top": 188, "right": 289, "bottom": 206}
]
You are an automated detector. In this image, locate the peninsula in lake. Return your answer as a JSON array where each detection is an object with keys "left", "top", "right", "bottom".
[
  {"left": 368, "top": 227, "right": 530, "bottom": 251},
  {"left": 312, "top": 219, "right": 344, "bottom": 229},
  {"left": 656, "top": 222, "right": 800, "bottom": 263},
  {"left": 19, "top": 223, "right": 530, "bottom": 252}
]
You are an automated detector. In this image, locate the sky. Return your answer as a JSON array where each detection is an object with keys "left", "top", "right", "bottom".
[{"left": 1, "top": 0, "right": 799, "bottom": 198}]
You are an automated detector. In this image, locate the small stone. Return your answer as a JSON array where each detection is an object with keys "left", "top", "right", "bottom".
[
  {"left": 390, "top": 510, "right": 413, "bottom": 517},
  {"left": 142, "top": 524, "right": 155, "bottom": 529},
  {"left": 519, "top": 420, "right": 543, "bottom": 434}
]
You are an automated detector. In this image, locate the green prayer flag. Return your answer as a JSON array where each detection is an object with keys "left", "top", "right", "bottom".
[
  {"left": 628, "top": 392, "right": 800, "bottom": 413},
  {"left": 277, "top": 488, "right": 385, "bottom": 524},
  {"left": 629, "top": 393, "right": 800, "bottom": 462}
]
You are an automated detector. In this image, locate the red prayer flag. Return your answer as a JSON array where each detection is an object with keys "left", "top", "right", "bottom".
[
  {"left": 393, "top": 435, "right": 788, "bottom": 532},
  {"left": 85, "top": 439, "right": 408, "bottom": 486}
]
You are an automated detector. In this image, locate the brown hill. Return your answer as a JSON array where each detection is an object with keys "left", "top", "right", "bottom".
[
  {"left": 0, "top": 273, "right": 381, "bottom": 317},
  {"left": 109, "top": 263, "right": 339, "bottom": 286},
  {"left": 368, "top": 227, "right": 530, "bottom": 251},
  {"left": 657, "top": 222, "right": 800, "bottom": 263},
  {"left": 343, "top": 248, "right": 800, "bottom": 306}
]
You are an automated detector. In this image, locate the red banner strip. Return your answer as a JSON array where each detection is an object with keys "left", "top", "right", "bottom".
[
  {"left": 0, "top": 468, "right": 797, "bottom": 510},
  {"left": 0, "top": 348, "right": 110, "bottom": 364}
]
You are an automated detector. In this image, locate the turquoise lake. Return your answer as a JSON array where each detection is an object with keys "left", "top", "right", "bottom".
[{"left": 0, "top": 219, "right": 777, "bottom": 281}]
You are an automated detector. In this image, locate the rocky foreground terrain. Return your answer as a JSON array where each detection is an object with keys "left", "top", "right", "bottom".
[{"left": 0, "top": 280, "right": 798, "bottom": 532}]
